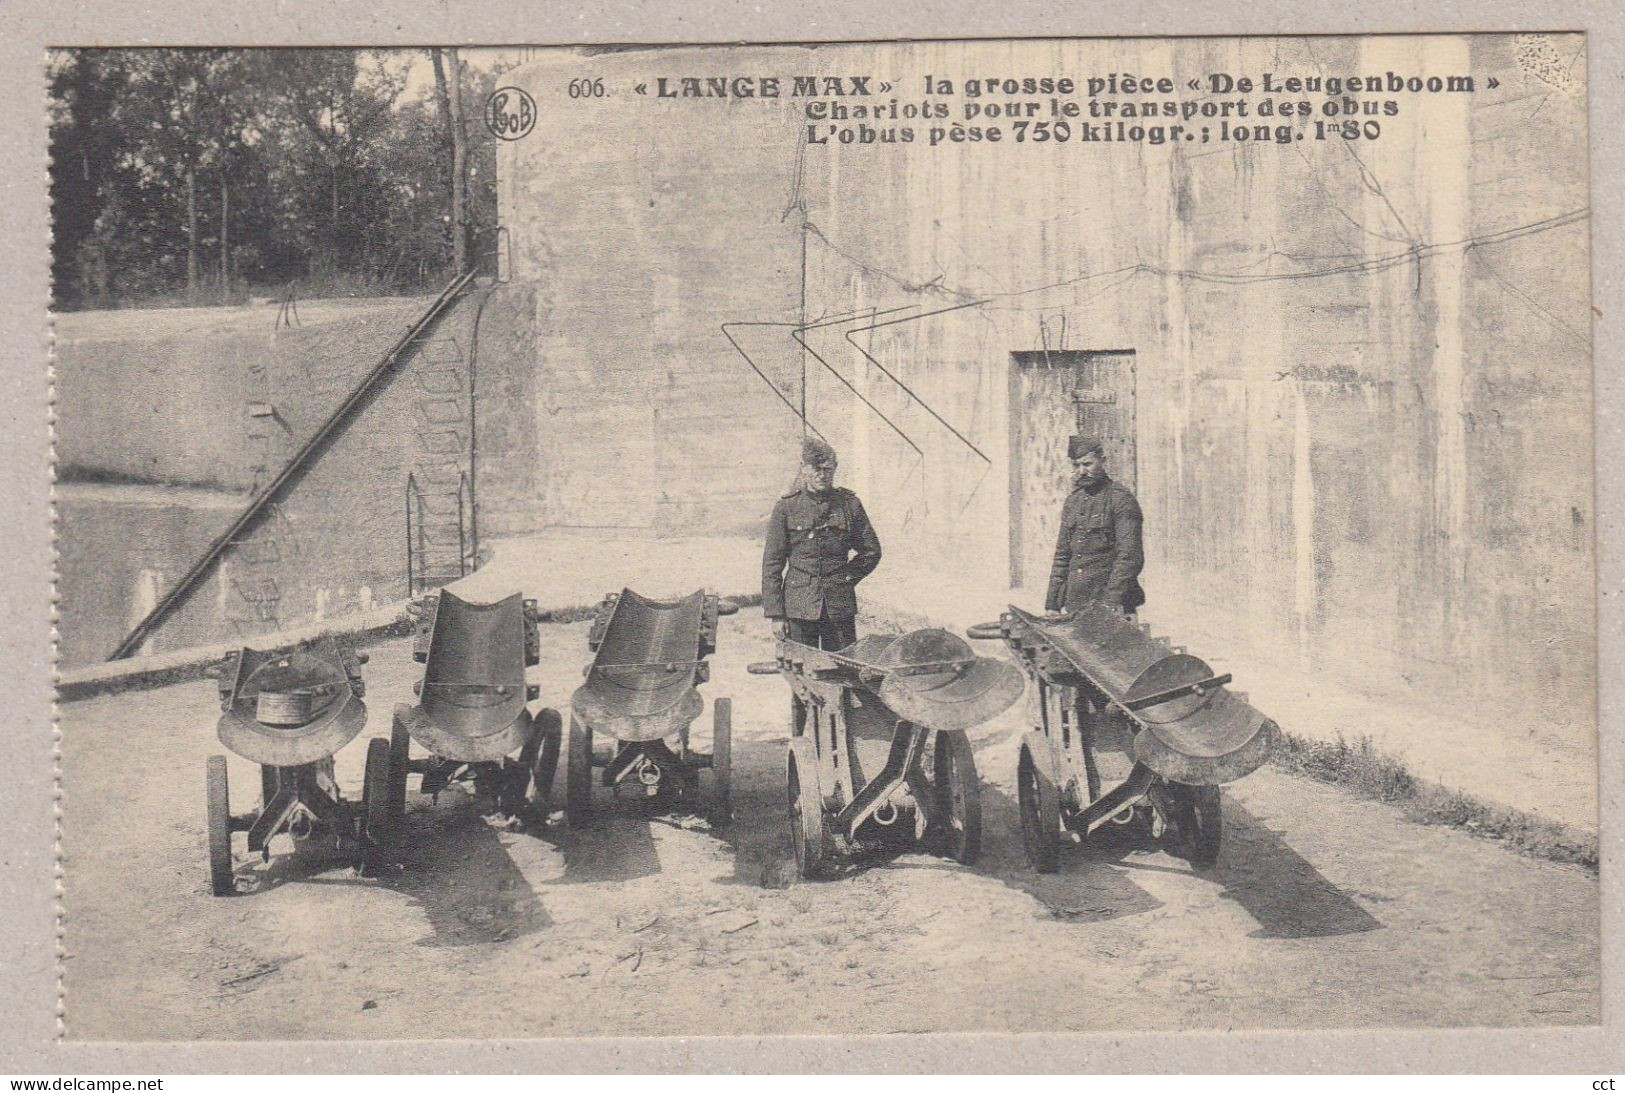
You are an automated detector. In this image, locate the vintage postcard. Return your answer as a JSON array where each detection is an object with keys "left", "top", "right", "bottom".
[{"left": 18, "top": 24, "right": 1614, "bottom": 1067}]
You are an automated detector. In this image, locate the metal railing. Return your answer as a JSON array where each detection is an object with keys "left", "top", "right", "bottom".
[
  {"left": 405, "top": 470, "right": 471, "bottom": 599},
  {"left": 110, "top": 267, "right": 480, "bottom": 660}
]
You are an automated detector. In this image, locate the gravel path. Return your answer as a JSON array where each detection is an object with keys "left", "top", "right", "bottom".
[{"left": 58, "top": 609, "right": 1598, "bottom": 1039}]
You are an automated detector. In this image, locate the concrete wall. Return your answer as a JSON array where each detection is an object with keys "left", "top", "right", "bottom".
[
  {"left": 55, "top": 299, "right": 432, "bottom": 490},
  {"left": 494, "top": 38, "right": 1594, "bottom": 770},
  {"left": 807, "top": 37, "right": 1591, "bottom": 759},
  {"left": 57, "top": 35, "right": 1594, "bottom": 795},
  {"left": 471, "top": 286, "right": 542, "bottom": 538},
  {"left": 55, "top": 485, "right": 239, "bottom": 667},
  {"left": 497, "top": 49, "right": 805, "bottom": 535},
  {"left": 55, "top": 285, "right": 539, "bottom": 665}
]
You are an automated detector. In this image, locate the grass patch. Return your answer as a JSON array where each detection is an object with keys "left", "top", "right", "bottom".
[{"left": 1271, "top": 731, "right": 1597, "bottom": 872}]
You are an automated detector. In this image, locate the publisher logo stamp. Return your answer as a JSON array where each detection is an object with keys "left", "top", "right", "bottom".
[{"left": 484, "top": 87, "right": 537, "bottom": 141}]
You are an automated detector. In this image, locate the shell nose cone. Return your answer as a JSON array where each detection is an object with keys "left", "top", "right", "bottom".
[
  {"left": 876, "top": 627, "right": 974, "bottom": 669},
  {"left": 877, "top": 651, "right": 1026, "bottom": 732}
]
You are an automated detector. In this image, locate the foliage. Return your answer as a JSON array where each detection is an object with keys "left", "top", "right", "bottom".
[
  {"left": 49, "top": 48, "right": 501, "bottom": 309},
  {"left": 1272, "top": 730, "right": 1598, "bottom": 870}
]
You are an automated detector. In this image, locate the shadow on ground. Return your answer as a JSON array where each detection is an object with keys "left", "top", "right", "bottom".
[
  {"left": 223, "top": 790, "right": 555, "bottom": 948},
  {"left": 719, "top": 711, "right": 1384, "bottom": 940},
  {"left": 977, "top": 756, "right": 1383, "bottom": 939},
  {"left": 220, "top": 709, "right": 1380, "bottom": 950},
  {"left": 385, "top": 798, "right": 555, "bottom": 947}
]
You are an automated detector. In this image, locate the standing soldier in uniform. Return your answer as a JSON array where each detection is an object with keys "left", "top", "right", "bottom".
[
  {"left": 1046, "top": 435, "right": 1145, "bottom": 616},
  {"left": 763, "top": 437, "right": 883, "bottom": 650}
]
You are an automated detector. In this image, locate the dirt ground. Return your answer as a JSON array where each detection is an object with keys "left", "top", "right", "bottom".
[{"left": 57, "top": 608, "right": 1598, "bottom": 1040}]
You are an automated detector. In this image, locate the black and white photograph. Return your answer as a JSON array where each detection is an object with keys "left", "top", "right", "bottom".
[{"left": 10, "top": 20, "right": 1614, "bottom": 1072}]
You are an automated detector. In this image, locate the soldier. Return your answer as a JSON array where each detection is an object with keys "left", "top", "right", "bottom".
[
  {"left": 762, "top": 437, "right": 883, "bottom": 650},
  {"left": 1046, "top": 435, "right": 1145, "bottom": 616}
]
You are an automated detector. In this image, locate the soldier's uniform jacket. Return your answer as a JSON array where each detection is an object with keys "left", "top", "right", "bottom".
[
  {"left": 762, "top": 486, "right": 882, "bottom": 621},
  {"left": 1046, "top": 475, "right": 1146, "bottom": 612}
]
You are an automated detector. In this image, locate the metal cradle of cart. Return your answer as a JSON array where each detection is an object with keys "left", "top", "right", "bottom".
[
  {"left": 969, "top": 603, "right": 1278, "bottom": 871},
  {"left": 203, "top": 636, "right": 385, "bottom": 896},
  {"left": 381, "top": 589, "right": 562, "bottom": 854},
  {"left": 565, "top": 588, "right": 737, "bottom": 825},
  {"left": 749, "top": 628, "right": 1025, "bottom": 879}
]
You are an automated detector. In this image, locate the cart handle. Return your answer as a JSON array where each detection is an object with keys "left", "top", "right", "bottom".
[
  {"left": 745, "top": 660, "right": 781, "bottom": 675},
  {"left": 966, "top": 622, "right": 1005, "bottom": 640},
  {"left": 1122, "top": 673, "right": 1233, "bottom": 711}
]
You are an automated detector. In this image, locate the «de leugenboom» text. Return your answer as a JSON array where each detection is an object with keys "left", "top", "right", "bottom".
[{"left": 648, "top": 72, "right": 1480, "bottom": 147}]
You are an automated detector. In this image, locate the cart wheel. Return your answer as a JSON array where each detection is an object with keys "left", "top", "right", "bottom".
[
  {"left": 933, "top": 731, "right": 983, "bottom": 864},
  {"left": 786, "top": 737, "right": 827, "bottom": 879},
  {"left": 361, "top": 737, "right": 394, "bottom": 875},
  {"left": 1173, "top": 783, "right": 1223, "bottom": 867},
  {"left": 566, "top": 715, "right": 594, "bottom": 827},
  {"left": 530, "top": 708, "right": 563, "bottom": 816},
  {"left": 388, "top": 713, "right": 411, "bottom": 821},
  {"left": 206, "top": 755, "right": 234, "bottom": 896},
  {"left": 709, "top": 697, "right": 733, "bottom": 824},
  {"left": 1017, "top": 734, "right": 1062, "bottom": 874}
]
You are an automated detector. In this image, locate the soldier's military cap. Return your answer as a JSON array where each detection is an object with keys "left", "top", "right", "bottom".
[
  {"left": 801, "top": 436, "right": 838, "bottom": 467},
  {"left": 1068, "top": 435, "right": 1104, "bottom": 460}
]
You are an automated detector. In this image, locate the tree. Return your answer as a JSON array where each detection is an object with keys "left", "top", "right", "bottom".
[
  {"left": 257, "top": 49, "right": 407, "bottom": 278},
  {"left": 431, "top": 48, "right": 471, "bottom": 273},
  {"left": 48, "top": 46, "right": 476, "bottom": 307},
  {"left": 462, "top": 64, "right": 502, "bottom": 274},
  {"left": 48, "top": 50, "right": 133, "bottom": 306},
  {"left": 122, "top": 50, "right": 211, "bottom": 300}
]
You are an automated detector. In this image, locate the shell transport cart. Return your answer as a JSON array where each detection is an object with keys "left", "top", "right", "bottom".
[
  {"left": 566, "top": 589, "right": 737, "bottom": 825},
  {"left": 384, "top": 590, "right": 562, "bottom": 851},
  {"left": 204, "top": 636, "right": 382, "bottom": 896},
  {"left": 748, "top": 629, "right": 1025, "bottom": 879},
  {"left": 968, "top": 603, "right": 1279, "bottom": 871}
]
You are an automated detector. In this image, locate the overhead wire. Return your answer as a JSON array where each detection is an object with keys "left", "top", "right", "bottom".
[
  {"left": 840, "top": 299, "right": 992, "bottom": 464},
  {"left": 721, "top": 305, "right": 919, "bottom": 448}
]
